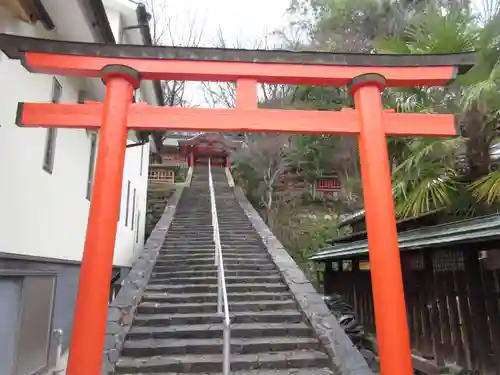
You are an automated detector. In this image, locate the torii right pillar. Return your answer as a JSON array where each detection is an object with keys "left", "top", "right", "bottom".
[{"left": 349, "top": 73, "right": 413, "bottom": 375}]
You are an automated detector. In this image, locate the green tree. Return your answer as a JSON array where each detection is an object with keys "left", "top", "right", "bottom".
[{"left": 378, "top": 4, "right": 500, "bottom": 216}]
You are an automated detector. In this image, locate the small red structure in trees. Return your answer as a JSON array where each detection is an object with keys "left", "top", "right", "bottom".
[{"left": 315, "top": 175, "right": 342, "bottom": 199}]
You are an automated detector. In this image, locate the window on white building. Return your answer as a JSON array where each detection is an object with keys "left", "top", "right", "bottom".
[
  {"left": 86, "top": 133, "right": 97, "bottom": 200},
  {"left": 118, "top": 189, "right": 121, "bottom": 221},
  {"left": 136, "top": 211, "right": 141, "bottom": 243},
  {"left": 77, "top": 89, "right": 86, "bottom": 104},
  {"left": 125, "top": 181, "right": 131, "bottom": 227},
  {"left": 131, "top": 188, "right": 136, "bottom": 230},
  {"left": 140, "top": 143, "right": 144, "bottom": 176},
  {"left": 43, "top": 78, "right": 61, "bottom": 173}
]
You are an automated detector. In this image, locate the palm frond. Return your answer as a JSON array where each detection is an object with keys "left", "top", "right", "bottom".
[
  {"left": 404, "top": 8, "right": 477, "bottom": 53},
  {"left": 392, "top": 137, "right": 464, "bottom": 176},
  {"left": 461, "top": 60, "right": 500, "bottom": 111},
  {"left": 376, "top": 36, "right": 411, "bottom": 53},
  {"left": 468, "top": 170, "right": 500, "bottom": 204},
  {"left": 393, "top": 169, "right": 462, "bottom": 217}
]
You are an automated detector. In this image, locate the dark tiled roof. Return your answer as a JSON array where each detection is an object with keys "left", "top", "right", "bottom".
[{"left": 311, "top": 214, "right": 500, "bottom": 262}]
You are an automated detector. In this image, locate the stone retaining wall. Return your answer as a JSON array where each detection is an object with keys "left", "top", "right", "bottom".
[{"left": 145, "top": 185, "right": 175, "bottom": 241}]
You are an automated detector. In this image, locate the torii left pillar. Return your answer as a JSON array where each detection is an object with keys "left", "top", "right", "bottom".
[{"left": 66, "top": 65, "right": 140, "bottom": 375}]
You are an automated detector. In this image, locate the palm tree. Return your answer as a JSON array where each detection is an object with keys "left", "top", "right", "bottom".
[{"left": 377, "top": 1, "right": 500, "bottom": 217}]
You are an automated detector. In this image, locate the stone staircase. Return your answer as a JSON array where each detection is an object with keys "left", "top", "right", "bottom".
[{"left": 114, "top": 166, "right": 334, "bottom": 374}]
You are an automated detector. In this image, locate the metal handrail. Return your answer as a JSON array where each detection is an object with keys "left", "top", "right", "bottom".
[{"left": 208, "top": 159, "right": 231, "bottom": 375}]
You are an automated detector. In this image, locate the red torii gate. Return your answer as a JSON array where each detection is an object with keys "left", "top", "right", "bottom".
[{"left": 1, "top": 34, "right": 474, "bottom": 375}]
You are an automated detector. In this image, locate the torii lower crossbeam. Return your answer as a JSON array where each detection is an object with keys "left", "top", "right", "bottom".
[
  {"left": 17, "top": 102, "right": 459, "bottom": 136},
  {"left": 0, "top": 34, "right": 475, "bottom": 375}
]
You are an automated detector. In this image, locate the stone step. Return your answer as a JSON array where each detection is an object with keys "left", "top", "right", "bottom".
[
  {"left": 162, "top": 241, "right": 263, "bottom": 248},
  {"left": 145, "top": 283, "right": 288, "bottom": 294},
  {"left": 171, "top": 219, "right": 251, "bottom": 223},
  {"left": 163, "top": 239, "right": 215, "bottom": 244},
  {"left": 166, "top": 234, "right": 214, "bottom": 239},
  {"left": 127, "top": 322, "right": 312, "bottom": 340},
  {"left": 137, "top": 300, "right": 297, "bottom": 314},
  {"left": 219, "top": 242, "right": 263, "bottom": 246},
  {"left": 219, "top": 245, "right": 265, "bottom": 249},
  {"left": 161, "top": 244, "right": 216, "bottom": 250},
  {"left": 154, "top": 256, "right": 267, "bottom": 263},
  {"left": 122, "top": 336, "right": 320, "bottom": 357},
  {"left": 179, "top": 219, "right": 252, "bottom": 222},
  {"left": 154, "top": 258, "right": 270, "bottom": 266},
  {"left": 155, "top": 253, "right": 268, "bottom": 261},
  {"left": 170, "top": 223, "right": 254, "bottom": 228},
  {"left": 166, "top": 229, "right": 255, "bottom": 234},
  {"left": 173, "top": 214, "right": 246, "bottom": 218},
  {"left": 218, "top": 223, "right": 255, "bottom": 227},
  {"left": 152, "top": 263, "right": 276, "bottom": 272},
  {"left": 217, "top": 227, "right": 255, "bottom": 230},
  {"left": 116, "top": 369, "right": 334, "bottom": 375},
  {"left": 141, "top": 291, "right": 292, "bottom": 303},
  {"left": 151, "top": 269, "right": 279, "bottom": 278},
  {"left": 219, "top": 235, "right": 262, "bottom": 239},
  {"left": 156, "top": 252, "right": 266, "bottom": 258},
  {"left": 156, "top": 250, "right": 267, "bottom": 258},
  {"left": 164, "top": 238, "right": 262, "bottom": 244},
  {"left": 148, "top": 275, "right": 280, "bottom": 285},
  {"left": 161, "top": 244, "right": 264, "bottom": 251},
  {"left": 133, "top": 310, "right": 304, "bottom": 326},
  {"left": 166, "top": 228, "right": 255, "bottom": 233},
  {"left": 164, "top": 235, "right": 258, "bottom": 240},
  {"left": 115, "top": 349, "right": 329, "bottom": 373}
]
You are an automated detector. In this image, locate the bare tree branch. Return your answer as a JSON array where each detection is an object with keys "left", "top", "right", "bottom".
[{"left": 138, "top": 0, "right": 206, "bottom": 142}]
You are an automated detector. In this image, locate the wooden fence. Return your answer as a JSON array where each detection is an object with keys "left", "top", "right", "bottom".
[
  {"left": 321, "top": 246, "right": 500, "bottom": 374},
  {"left": 148, "top": 169, "right": 175, "bottom": 183}
]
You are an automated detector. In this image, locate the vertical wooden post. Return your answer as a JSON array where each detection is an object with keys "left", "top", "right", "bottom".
[
  {"left": 236, "top": 79, "right": 258, "bottom": 109},
  {"left": 189, "top": 152, "right": 195, "bottom": 167},
  {"left": 324, "top": 261, "right": 334, "bottom": 295},
  {"left": 66, "top": 65, "right": 140, "bottom": 375},
  {"left": 349, "top": 73, "right": 413, "bottom": 375}
]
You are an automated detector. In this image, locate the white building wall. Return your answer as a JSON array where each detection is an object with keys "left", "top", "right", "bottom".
[
  {"left": 115, "top": 140, "right": 150, "bottom": 265},
  {"left": 0, "top": 8, "right": 149, "bottom": 267},
  {"left": 105, "top": 5, "right": 122, "bottom": 43}
]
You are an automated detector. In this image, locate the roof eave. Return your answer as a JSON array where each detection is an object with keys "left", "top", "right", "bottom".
[
  {"left": 312, "top": 213, "right": 500, "bottom": 262},
  {"left": 33, "top": 0, "right": 55, "bottom": 30},
  {"left": 78, "top": 0, "right": 116, "bottom": 44}
]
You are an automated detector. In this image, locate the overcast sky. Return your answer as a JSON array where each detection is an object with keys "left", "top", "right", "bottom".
[{"left": 161, "top": 0, "right": 291, "bottom": 48}]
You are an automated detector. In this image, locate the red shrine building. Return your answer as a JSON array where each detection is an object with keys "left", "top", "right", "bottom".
[
  {"left": 314, "top": 174, "right": 342, "bottom": 199},
  {"left": 149, "top": 132, "right": 241, "bottom": 183}
]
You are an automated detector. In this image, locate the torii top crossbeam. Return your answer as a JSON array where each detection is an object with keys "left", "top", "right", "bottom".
[
  {"left": 2, "top": 34, "right": 474, "bottom": 85},
  {"left": 0, "top": 33, "right": 475, "bottom": 375}
]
